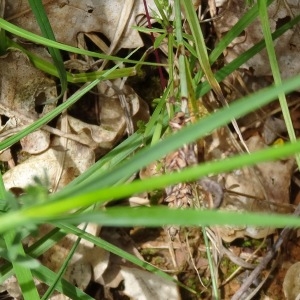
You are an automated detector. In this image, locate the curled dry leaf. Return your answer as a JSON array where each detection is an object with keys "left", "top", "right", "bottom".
[
  {"left": 214, "top": 0, "right": 300, "bottom": 79},
  {"left": 67, "top": 83, "right": 149, "bottom": 154}
]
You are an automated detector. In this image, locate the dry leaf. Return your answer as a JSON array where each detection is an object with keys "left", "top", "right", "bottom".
[
  {"left": 120, "top": 266, "right": 180, "bottom": 300},
  {"left": 3, "top": 135, "right": 95, "bottom": 191},
  {"left": 283, "top": 261, "right": 300, "bottom": 300}
]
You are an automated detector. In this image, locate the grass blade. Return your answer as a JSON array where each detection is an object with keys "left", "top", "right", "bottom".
[
  {"left": 28, "top": 0, "right": 67, "bottom": 95},
  {"left": 3, "top": 231, "right": 40, "bottom": 300},
  {"left": 257, "top": 0, "right": 300, "bottom": 167}
]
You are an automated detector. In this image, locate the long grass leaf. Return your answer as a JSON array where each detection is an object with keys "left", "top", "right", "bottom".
[
  {"left": 0, "top": 18, "right": 157, "bottom": 65},
  {"left": 27, "top": 0, "right": 67, "bottom": 95},
  {"left": 257, "top": 0, "right": 300, "bottom": 167},
  {"left": 3, "top": 231, "right": 40, "bottom": 300}
]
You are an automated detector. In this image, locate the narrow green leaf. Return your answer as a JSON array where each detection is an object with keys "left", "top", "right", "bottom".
[
  {"left": 0, "top": 18, "right": 159, "bottom": 65},
  {"left": 258, "top": 0, "right": 300, "bottom": 167},
  {"left": 65, "top": 206, "right": 300, "bottom": 229},
  {"left": 27, "top": 0, "right": 67, "bottom": 95},
  {"left": 4, "top": 231, "right": 40, "bottom": 300}
]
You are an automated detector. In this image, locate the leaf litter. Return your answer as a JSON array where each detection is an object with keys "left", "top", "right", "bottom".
[{"left": 0, "top": 0, "right": 300, "bottom": 299}]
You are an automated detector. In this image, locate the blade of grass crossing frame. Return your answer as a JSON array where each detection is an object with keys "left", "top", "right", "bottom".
[
  {"left": 3, "top": 231, "right": 40, "bottom": 300},
  {"left": 257, "top": 0, "right": 300, "bottom": 167},
  {"left": 28, "top": 0, "right": 67, "bottom": 95},
  {"left": 209, "top": 0, "right": 274, "bottom": 63},
  {"left": 0, "top": 18, "right": 160, "bottom": 66},
  {"left": 8, "top": 39, "right": 136, "bottom": 83}
]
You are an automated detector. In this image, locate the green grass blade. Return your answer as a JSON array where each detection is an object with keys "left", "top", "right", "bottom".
[
  {"left": 209, "top": 0, "right": 274, "bottom": 63},
  {"left": 41, "top": 234, "right": 82, "bottom": 300},
  {"left": 3, "top": 231, "right": 40, "bottom": 300},
  {"left": 0, "top": 133, "right": 298, "bottom": 232},
  {"left": 28, "top": 0, "right": 67, "bottom": 95},
  {"left": 32, "top": 265, "right": 93, "bottom": 300},
  {"left": 8, "top": 39, "right": 136, "bottom": 83},
  {"left": 0, "top": 18, "right": 158, "bottom": 65},
  {"left": 174, "top": 0, "right": 189, "bottom": 106},
  {"left": 257, "top": 0, "right": 300, "bottom": 167},
  {"left": 202, "top": 227, "right": 219, "bottom": 298},
  {"left": 181, "top": 0, "right": 223, "bottom": 101},
  {"left": 33, "top": 140, "right": 300, "bottom": 217},
  {"left": 65, "top": 205, "right": 300, "bottom": 229}
]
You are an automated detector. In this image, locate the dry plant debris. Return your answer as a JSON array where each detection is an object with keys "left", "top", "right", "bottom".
[{"left": 0, "top": 0, "right": 300, "bottom": 299}]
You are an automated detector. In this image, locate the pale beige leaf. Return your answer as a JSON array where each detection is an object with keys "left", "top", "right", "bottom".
[
  {"left": 283, "top": 262, "right": 300, "bottom": 300},
  {"left": 120, "top": 266, "right": 180, "bottom": 300}
]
